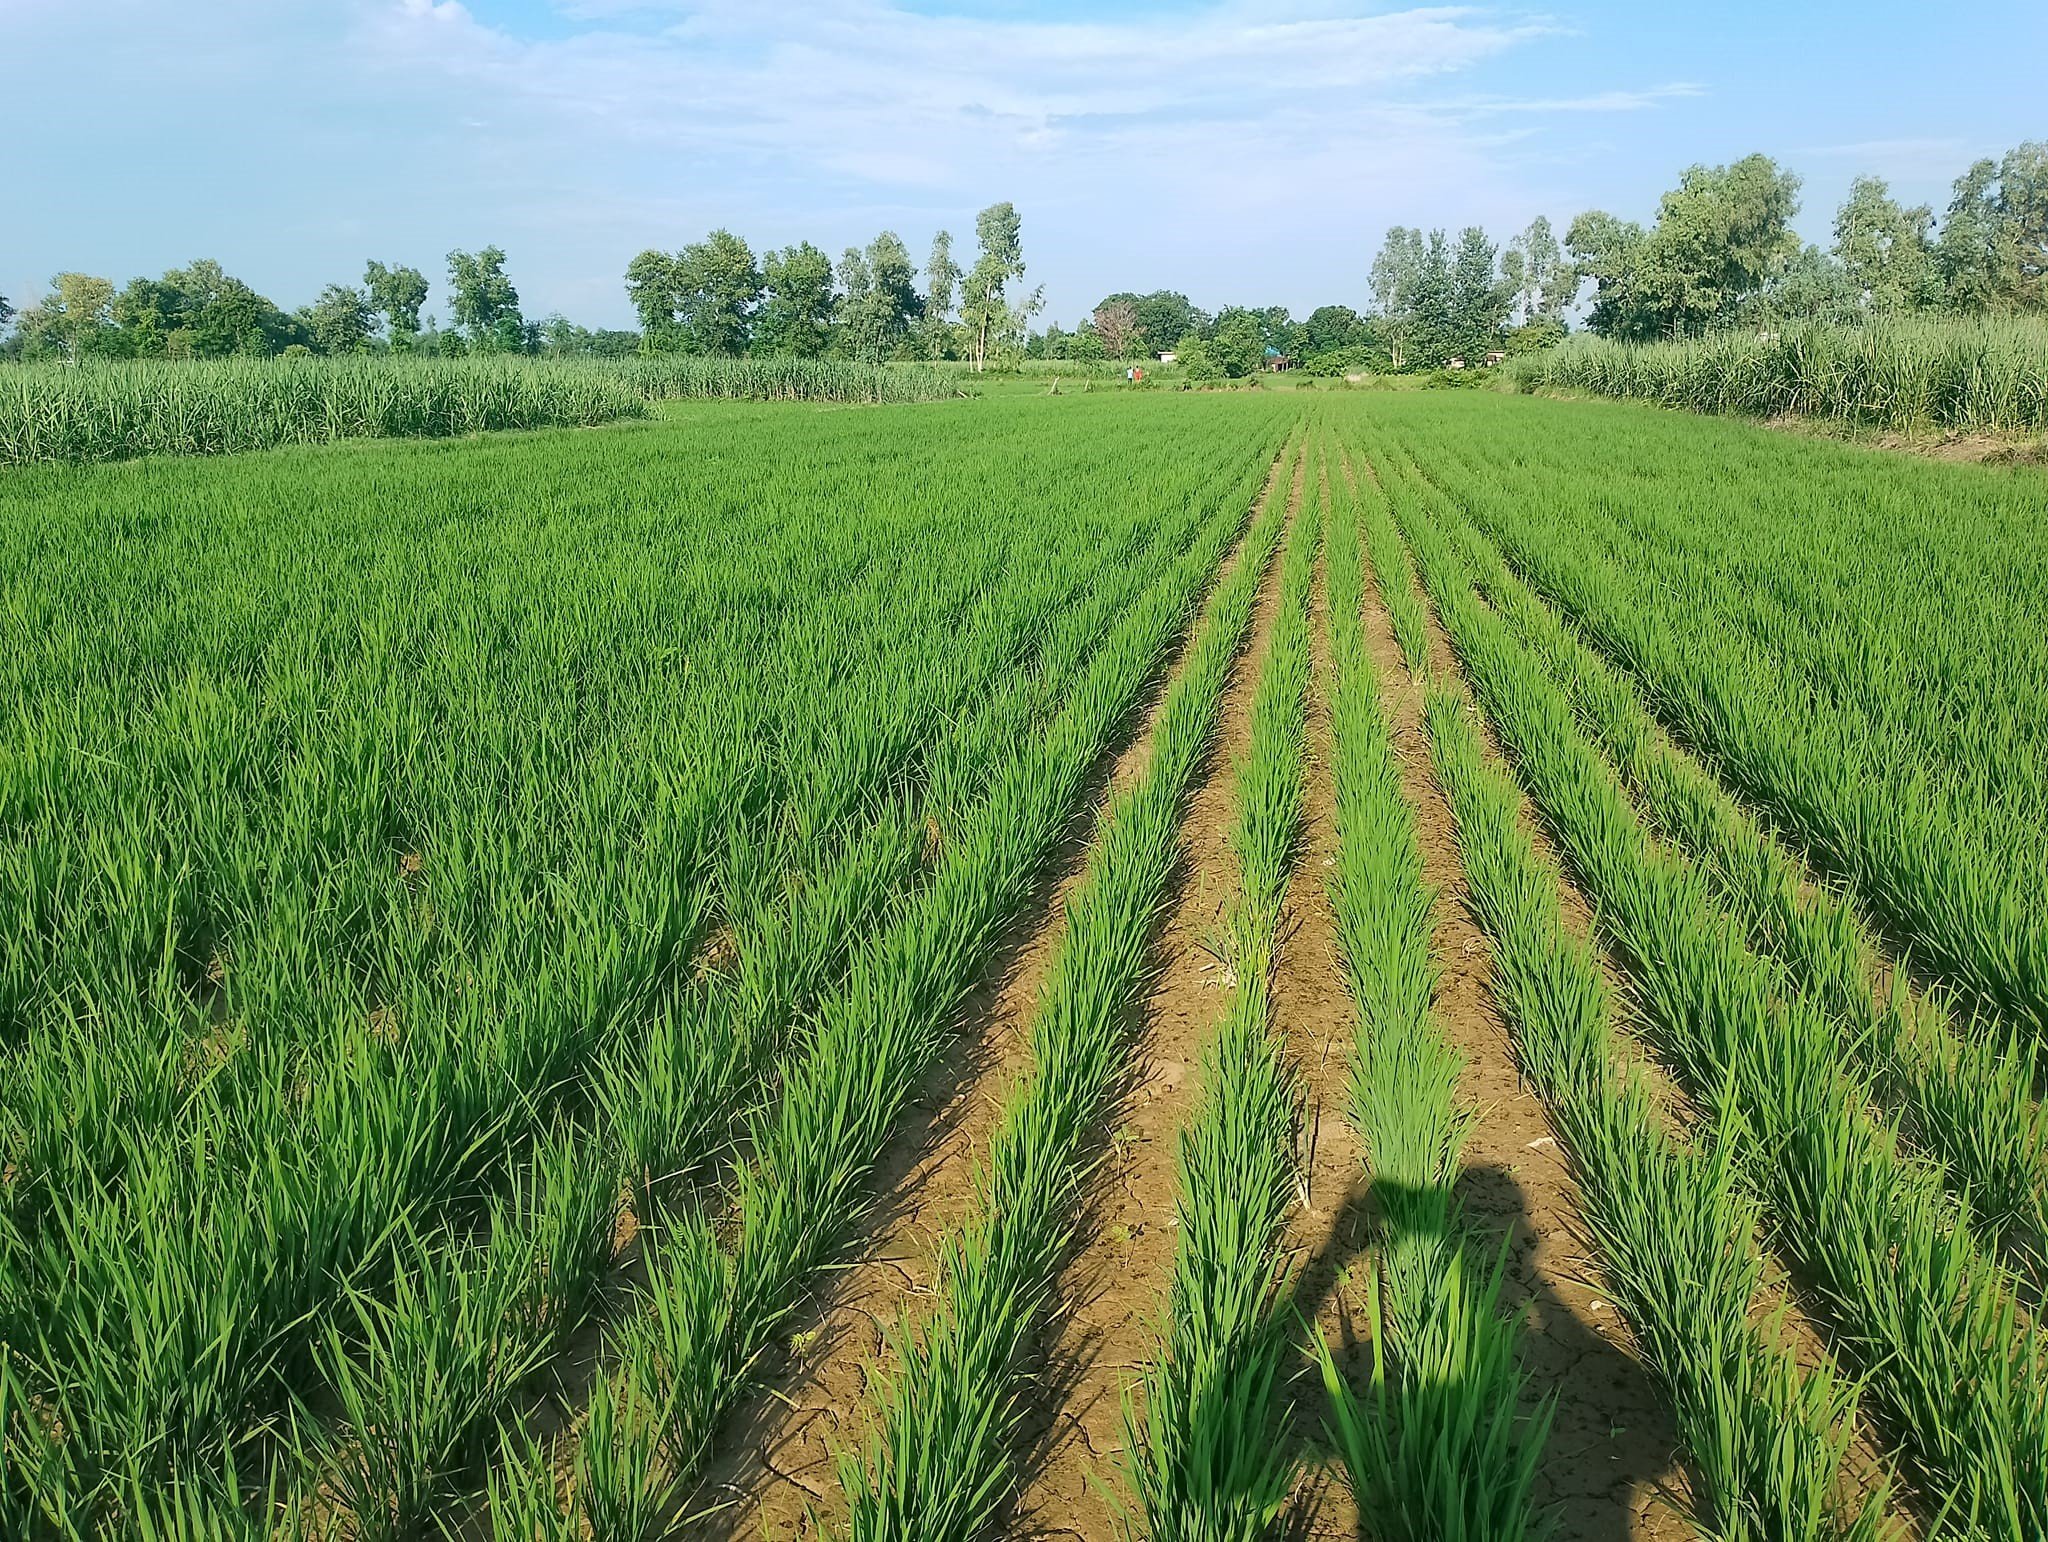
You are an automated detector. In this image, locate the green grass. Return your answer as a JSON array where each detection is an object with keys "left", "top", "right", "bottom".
[
  {"left": 1512, "top": 316, "right": 2048, "bottom": 432},
  {"left": 0, "top": 354, "right": 963, "bottom": 465}
]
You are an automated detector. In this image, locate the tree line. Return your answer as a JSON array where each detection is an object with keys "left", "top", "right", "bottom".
[
  {"left": 1034, "top": 139, "right": 2048, "bottom": 375},
  {"left": 621, "top": 202, "right": 1038, "bottom": 369},
  {"left": 0, "top": 248, "right": 639, "bottom": 364}
]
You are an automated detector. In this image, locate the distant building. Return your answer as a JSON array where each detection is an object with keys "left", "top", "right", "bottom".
[
  {"left": 1157, "top": 351, "right": 1177, "bottom": 364},
  {"left": 1263, "top": 346, "right": 1295, "bottom": 372},
  {"left": 1448, "top": 356, "right": 1467, "bottom": 370},
  {"left": 1484, "top": 350, "right": 1508, "bottom": 366}
]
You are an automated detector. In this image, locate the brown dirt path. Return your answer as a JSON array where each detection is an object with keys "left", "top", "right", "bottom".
[
  {"left": 691, "top": 449, "right": 1295, "bottom": 1542},
  {"left": 1006, "top": 449, "right": 1309, "bottom": 1540}
]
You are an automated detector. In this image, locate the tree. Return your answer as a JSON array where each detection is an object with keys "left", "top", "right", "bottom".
[
  {"left": 1565, "top": 211, "right": 1651, "bottom": 339},
  {"left": 625, "top": 250, "right": 683, "bottom": 350},
  {"left": 919, "top": 230, "right": 961, "bottom": 359},
  {"left": 0, "top": 291, "right": 12, "bottom": 333},
  {"left": 673, "top": 229, "right": 762, "bottom": 356},
  {"left": 14, "top": 273, "right": 118, "bottom": 361},
  {"left": 1503, "top": 216, "right": 1573, "bottom": 323},
  {"left": 364, "top": 261, "right": 429, "bottom": 350},
  {"left": 447, "top": 246, "right": 524, "bottom": 353},
  {"left": 1092, "top": 299, "right": 1139, "bottom": 359},
  {"left": 1447, "top": 227, "right": 1510, "bottom": 360},
  {"left": 1993, "top": 141, "right": 2048, "bottom": 311},
  {"left": 1368, "top": 226, "right": 1427, "bottom": 366},
  {"left": 962, "top": 202, "right": 1028, "bottom": 372},
  {"left": 1638, "top": 155, "right": 1802, "bottom": 336},
  {"left": 1067, "top": 322, "right": 1106, "bottom": 362},
  {"left": 1736, "top": 244, "right": 1864, "bottom": 328},
  {"left": 1127, "top": 291, "right": 1205, "bottom": 357},
  {"left": 1211, "top": 309, "right": 1263, "bottom": 377},
  {"left": 1832, "top": 177, "right": 1935, "bottom": 315},
  {"left": 839, "top": 231, "right": 918, "bottom": 362},
  {"left": 1302, "top": 304, "right": 1366, "bottom": 354},
  {"left": 1403, "top": 230, "right": 1455, "bottom": 364},
  {"left": 757, "top": 242, "right": 836, "bottom": 357},
  {"left": 301, "top": 284, "right": 375, "bottom": 355}
]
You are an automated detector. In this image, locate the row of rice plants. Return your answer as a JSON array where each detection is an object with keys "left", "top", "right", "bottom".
[
  {"left": 1311, "top": 447, "right": 1549, "bottom": 1536},
  {"left": 830, "top": 447, "right": 1298, "bottom": 1539},
  {"left": 508, "top": 435, "right": 1292, "bottom": 1534},
  {"left": 1122, "top": 446, "right": 1320, "bottom": 1541},
  {"left": 292, "top": 503, "right": 1222, "bottom": 1540},
  {"left": 615, "top": 355, "right": 958, "bottom": 405},
  {"left": 1429, "top": 496, "right": 2048, "bottom": 1261},
  {"left": 1512, "top": 316, "right": 2048, "bottom": 433},
  {"left": 0, "top": 444, "right": 1107, "bottom": 1518},
  {"left": 1382, "top": 448, "right": 2048, "bottom": 1536},
  {"left": 1418, "top": 682, "right": 1885, "bottom": 1542},
  {"left": 1367, "top": 393, "right": 2048, "bottom": 1053},
  {"left": 0, "top": 397, "right": 1296, "bottom": 1530},
  {"left": 1342, "top": 446, "right": 1885, "bottom": 1538},
  {"left": 465, "top": 445, "right": 1280, "bottom": 1538}
]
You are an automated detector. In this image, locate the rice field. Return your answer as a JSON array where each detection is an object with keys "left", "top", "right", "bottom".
[{"left": 3, "top": 387, "right": 2045, "bottom": 1540}]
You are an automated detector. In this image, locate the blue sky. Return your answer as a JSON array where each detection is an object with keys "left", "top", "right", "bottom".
[{"left": 5, "top": 0, "right": 2043, "bottom": 329}]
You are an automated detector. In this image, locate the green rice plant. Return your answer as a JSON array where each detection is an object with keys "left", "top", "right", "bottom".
[
  {"left": 1124, "top": 448, "right": 1321, "bottom": 1542},
  {"left": 0, "top": 394, "right": 1294, "bottom": 1529},
  {"left": 1432, "top": 498, "right": 2048, "bottom": 1259},
  {"left": 1387, "top": 465, "right": 2045, "bottom": 1536},
  {"left": 836, "top": 446, "right": 1295, "bottom": 1542},
  {"left": 1312, "top": 450, "right": 1549, "bottom": 1539},
  {"left": 531, "top": 430, "right": 1292, "bottom": 1522},
  {"left": 1420, "top": 684, "right": 1887, "bottom": 1542},
  {"left": 1370, "top": 393, "right": 2048, "bottom": 1054}
]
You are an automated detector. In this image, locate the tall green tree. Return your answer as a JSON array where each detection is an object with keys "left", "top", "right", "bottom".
[
  {"left": 757, "top": 242, "right": 836, "bottom": 357},
  {"left": 919, "top": 230, "right": 960, "bottom": 359},
  {"left": 1568, "top": 155, "right": 1799, "bottom": 338},
  {"left": 673, "top": 229, "right": 762, "bottom": 355},
  {"left": 1993, "top": 141, "right": 2048, "bottom": 311},
  {"left": 1502, "top": 216, "right": 1573, "bottom": 322},
  {"left": 1210, "top": 309, "right": 1264, "bottom": 377},
  {"left": 14, "top": 273, "right": 118, "bottom": 360},
  {"left": 1639, "top": 154, "right": 1802, "bottom": 336},
  {"left": 1448, "top": 226, "right": 1511, "bottom": 359},
  {"left": 624, "top": 250, "right": 683, "bottom": 350},
  {"left": 1832, "top": 176, "right": 1935, "bottom": 314},
  {"left": 446, "top": 246, "right": 524, "bottom": 353},
  {"left": 1368, "top": 226, "right": 1427, "bottom": 366},
  {"left": 302, "top": 284, "right": 376, "bottom": 355},
  {"left": 1565, "top": 211, "right": 1649, "bottom": 339},
  {"left": 839, "top": 231, "right": 919, "bottom": 362},
  {"left": 364, "top": 261, "right": 429, "bottom": 350},
  {"left": 962, "top": 202, "right": 1029, "bottom": 372}
]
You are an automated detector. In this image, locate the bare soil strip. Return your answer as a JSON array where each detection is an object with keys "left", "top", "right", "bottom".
[
  {"left": 697, "top": 451, "right": 1293, "bottom": 1541},
  {"left": 1006, "top": 450, "right": 1308, "bottom": 1541}
]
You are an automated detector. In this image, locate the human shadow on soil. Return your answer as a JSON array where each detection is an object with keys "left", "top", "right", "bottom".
[{"left": 1280, "top": 1166, "right": 1686, "bottom": 1542}]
